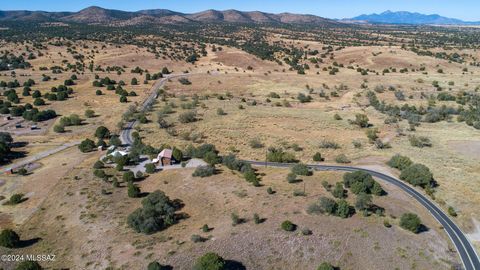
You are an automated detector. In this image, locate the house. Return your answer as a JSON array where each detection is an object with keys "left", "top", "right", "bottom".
[{"left": 156, "top": 149, "right": 173, "bottom": 166}]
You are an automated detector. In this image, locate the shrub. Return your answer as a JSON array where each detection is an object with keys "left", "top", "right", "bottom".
[
  {"left": 192, "top": 166, "right": 215, "bottom": 177},
  {"left": 216, "top": 108, "right": 226, "bottom": 115},
  {"left": 123, "top": 171, "right": 135, "bottom": 182},
  {"left": 319, "top": 140, "right": 340, "bottom": 149},
  {"left": 147, "top": 261, "right": 169, "bottom": 270},
  {"left": 317, "top": 262, "right": 335, "bottom": 270},
  {"left": 193, "top": 252, "right": 226, "bottom": 270},
  {"left": 253, "top": 213, "right": 261, "bottom": 224},
  {"left": 387, "top": 154, "right": 413, "bottom": 171},
  {"left": 355, "top": 193, "right": 372, "bottom": 211},
  {"left": 313, "top": 152, "right": 324, "bottom": 162},
  {"left": 95, "top": 89, "right": 102, "bottom": 96},
  {"left": 249, "top": 138, "right": 264, "bottom": 149},
  {"left": 178, "top": 111, "right": 197, "bottom": 123},
  {"left": 409, "top": 135, "right": 432, "bottom": 148},
  {"left": 286, "top": 172, "right": 297, "bottom": 183},
  {"left": 145, "top": 163, "right": 156, "bottom": 174},
  {"left": 335, "top": 154, "right": 350, "bottom": 163},
  {"left": 266, "top": 147, "right": 296, "bottom": 163},
  {"left": 95, "top": 126, "right": 110, "bottom": 139},
  {"left": 332, "top": 182, "right": 346, "bottom": 198},
  {"left": 231, "top": 213, "right": 241, "bottom": 226},
  {"left": 448, "top": 206, "right": 457, "bottom": 217},
  {"left": 335, "top": 199, "right": 354, "bottom": 218},
  {"left": 127, "top": 190, "right": 179, "bottom": 234},
  {"left": 127, "top": 182, "right": 141, "bottom": 198},
  {"left": 93, "top": 169, "right": 106, "bottom": 179},
  {"left": 0, "top": 229, "right": 20, "bottom": 248},
  {"left": 353, "top": 113, "right": 370, "bottom": 127},
  {"left": 291, "top": 163, "right": 310, "bottom": 176},
  {"left": 9, "top": 194, "right": 25, "bottom": 204},
  {"left": 400, "top": 164, "right": 433, "bottom": 188},
  {"left": 93, "top": 160, "right": 104, "bottom": 169},
  {"left": 78, "top": 138, "right": 96, "bottom": 153},
  {"left": 281, "top": 220, "right": 296, "bottom": 231},
  {"left": 15, "top": 261, "right": 42, "bottom": 270},
  {"left": 399, "top": 213, "right": 422, "bottom": 233},
  {"left": 267, "top": 187, "right": 275, "bottom": 194},
  {"left": 191, "top": 234, "right": 206, "bottom": 243},
  {"left": 85, "top": 109, "right": 95, "bottom": 118},
  {"left": 333, "top": 114, "right": 342, "bottom": 120}
]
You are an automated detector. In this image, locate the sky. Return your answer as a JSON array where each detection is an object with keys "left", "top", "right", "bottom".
[{"left": 1, "top": 0, "right": 480, "bottom": 21}]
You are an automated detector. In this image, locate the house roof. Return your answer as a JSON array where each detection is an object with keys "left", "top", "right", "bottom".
[{"left": 158, "top": 149, "right": 173, "bottom": 159}]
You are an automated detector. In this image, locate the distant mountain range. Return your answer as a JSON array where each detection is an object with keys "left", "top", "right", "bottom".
[
  {"left": 348, "top": 10, "right": 480, "bottom": 25},
  {"left": 0, "top": 6, "right": 338, "bottom": 26},
  {"left": 0, "top": 7, "right": 479, "bottom": 26}
]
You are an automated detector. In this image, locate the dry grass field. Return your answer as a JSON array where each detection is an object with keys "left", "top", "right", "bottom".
[{"left": 0, "top": 25, "right": 479, "bottom": 269}]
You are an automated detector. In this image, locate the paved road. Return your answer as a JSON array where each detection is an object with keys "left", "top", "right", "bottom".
[
  {"left": 245, "top": 160, "right": 480, "bottom": 270},
  {"left": 120, "top": 73, "right": 190, "bottom": 146}
]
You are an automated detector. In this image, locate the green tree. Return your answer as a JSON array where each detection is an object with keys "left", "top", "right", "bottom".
[
  {"left": 387, "top": 154, "right": 413, "bottom": 171},
  {"left": 145, "top": 163, "right": 156, "bottom": 174},
  {"left": 95, "top": 126, "right": 110, "bottom": 139},
  {"left": 355, "top": 193, "right": 372, "bottom": 211},
  {"left": 147, "top": 261, "right": 169, "bottom": 270},
  {"left": 400, "top": 213, "right": 422, "bottom": 233},
  {"left": 127, "top": 182, "right": 141, "bottom": 198},
  {"left": 0, "top": 229, "right": 20, "bottom": 248},
  {"left": 193, "top": 252, "right": 226, "bottom": 270},
  {"left": 313, "top": 152, "right": 324, "bottom": 162},
  {"left": 123, "top": 171, "right": 135, "bottom": 182},
  {"left": 78, "top": 139, "right": 96, "bottom": 153},
  {"left": 335, "top": 199, "right": 353, "bottom": 218},
  {"left": 399, "top": 164, "right": 433, "bottom": 188},
  {"left": 291, "top": 163, "right": 310, "bottom": 176}
]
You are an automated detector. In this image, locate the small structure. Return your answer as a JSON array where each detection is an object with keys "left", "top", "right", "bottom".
[
  {"left": 108, "top": 150, "right": 128, "bottom": 158},
  {"left": 156, "top": 149, "right": 173, "bottom": 166}
]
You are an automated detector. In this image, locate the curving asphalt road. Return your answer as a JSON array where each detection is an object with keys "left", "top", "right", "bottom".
[
  {"left": 119, "top": 74, "right": 479, "bottom": 270},
  {"left": 245, "top": 160, "right": 480, "bottom": 270}
]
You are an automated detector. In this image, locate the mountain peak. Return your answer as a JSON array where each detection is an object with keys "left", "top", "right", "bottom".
[{"left": 351, "top": 10, "right": 470, "bottom": 25}]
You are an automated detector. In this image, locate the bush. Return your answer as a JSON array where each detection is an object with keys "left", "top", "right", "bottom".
[
  {"left": 145, "top": 163, "right": 156, "bottom": 174},
  {"left": 409, "top": 135, "right": 432, "bottom": 148},
  {"left": 53, "top": 124, "right": 65, "bottom": 133},
  {"left": 120, "top": 95, "right": 127, "bottom": 103},
  {"left": 231, "top": 213, "right": 241, "bottom": 226},
  {"left": 307, "top": 197, "right": 337, "bottom": 215},
  {"left": 147, "top": 261, "right": 169, "bottom": 270},
  {"left": 15, "top": 261, "right": 42, "bottom": 270},
  {"left": 178, "top": 111, "right": 197, "bottom": 123},
  {"left": 0, "top": 229, "right": 20, "bottom": 248},
  {"left": 192, "top": 165, "right": 215, "bottom": 177},
  {"left": 78, "top": 138, "right": 96, "bottom": 153},
  {"left": 335, "top": 154, "right": 350, "bottom": 163},
  {"left": 249, "top": 138, "right": 264, "bottom": 149},
  {"left": 448, "top": 206, "right": 457, "bottom": 217},
  {"left": 281, "top": 220, "right": 296, "bottom": 231},
  {"left": 93, "top": 160, "right": 104, "bottom": 169},
  {"left": 353, "top": 113, "right": 370, "bottom": 127},
  {"left": 193, "top": 252, "right": 226, "bottom": 270},
  {"left": 399, "top": 213, "right": 422, "bottom": 233},
  {"left": 123, "top": 171, "right": 135, "bottom": 182},
  {"left": 191, "top": 234, "right": 207, "bottom": 243},
  {"left": 332, "top": 182, "right": 346, "bottom": 198},
  {"left": 85, "top": 109, "right": 95, "bottom": 118},
  {"left": 286, "top": 172, "right": 297, "bottom": 183},
  {"left": 317, "top": 262, "right": 334, "bottom": 270},
  {"left": 291, "top": 163, "right": 310, "bottom": 176},
  {"left": 95, "top": 126, "right": 110, "bottom": 139},
  {"left": 127, "top": 182, "right": 141, "bottom": 198},
  {"left": 387, "top": 154, "right": 413, "bottom": 171},
  {"left": 266, "top": 147, "right": 296, "bottom": 163},
  {"left": 400, "top": 163, "right": 433, "bottom": 188},
  {"left": 313, "top": 152, "right": 324, "bottom": 162},
  {"left": 9, "top": 193, "right": 25, "bottom": 204},
  {"left": 127, "top": 190, "right": 179, "bottom": 234},
  {"left": 355, "top": 192, "right": 372, "bottom": 211},
  {"left": 336, "top": 199, "right": 354, "bottom": 218},
  {"left": 319, "top": 140, "right": 340, "bottom": 149}
]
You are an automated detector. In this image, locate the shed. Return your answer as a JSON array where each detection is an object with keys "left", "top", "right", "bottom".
[{"left": 157, "top": 149, "right": 173, "bottom": 166}]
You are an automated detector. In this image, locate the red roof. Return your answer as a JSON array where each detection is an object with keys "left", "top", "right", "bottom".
[{"left": 158, "top": 149, "right": 173, "bottom": 159}]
